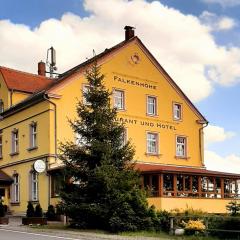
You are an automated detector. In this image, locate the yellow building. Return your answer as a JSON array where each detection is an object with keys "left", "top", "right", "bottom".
[{"left": 0, "top": 26, "right": 239, "bottom": 215}]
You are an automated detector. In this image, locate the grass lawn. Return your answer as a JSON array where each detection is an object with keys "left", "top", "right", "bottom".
[
  {"left": 121, "top": 231, "right": 219, "bottom": 239},
  {"left": 30, "top": 224, "right": 220, "bottom": 240}
]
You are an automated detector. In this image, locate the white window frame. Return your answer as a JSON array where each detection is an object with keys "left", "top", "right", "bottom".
[
  {"left": 173, "top": 102, "right": 182, "bottom": 121},
  {"left": 82, "top": 84, "right": 90, "bottom": 105},
  {"left": 176, "top": 136, "right": 187, "bottom": 158},
  {"left": 147, "top": 95, "right": 157, "bottom": 116},
  {"left": 12, "top": 174, "right": 20, "bottom": 203},
  {"left": 146, "top": 132, "right": 159, "bottom": 155},
  {"left": 11, "top": 129, "right": 19, "bottom": 154},
  {"left": 113, "top": 89, "right": 125, "bottom": 110},
  {"left": 30, "top": 122, "right": 37, "bottom": 148},
  {"left": 30, "top": 171, "right": 39, "bottom": 201}
]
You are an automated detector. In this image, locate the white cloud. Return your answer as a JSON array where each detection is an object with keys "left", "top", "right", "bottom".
[
  {"left": 204, "top": 124, "right": 238, "bottom": 173},
  {"left": 1, "top": 0, "right": 240, "bottom": 102},
  {"left": 218, "top": 17, "right": 236, "bottom": 30},
  {"left": 204, "top": 124, "right": 236, "bottom": 146},
  {"left": 205, "top": 150, "right": 240, "bottom": 173},
  {"left": 200, "top": 11, "right": 237, "bottom": 31},
  {"left": 202, "top": 0, "right": 240, "bottom": 7}
]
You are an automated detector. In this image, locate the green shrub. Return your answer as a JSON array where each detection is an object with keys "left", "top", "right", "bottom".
[
  {"left": 26, "top": 201, "right": 35, "bottom": 218},
  {"left": 56, "top": 204, "right": 64, "bottom": 215},
  {"left": 226, "top": 200, "right": 240, "bottom": 216},
  {"left": 35, "top": 203, "right": 43, "bottom": 217},
  {"left": 46, "top": 205, "right": 56, "bottom": 220},
  {"left": 156, "top": 210, "right": 171, "bottom": 232},
  {"left": 208, "top": 216, "right": 240, "bottom": 239}
]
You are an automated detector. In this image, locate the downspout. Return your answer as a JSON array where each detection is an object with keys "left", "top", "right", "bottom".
[
  {"left": 198, "top": 120, "right": 208, "bottom": 168},
  {"left": 43, "top": 93, "right": 57, "bottom": 206}
]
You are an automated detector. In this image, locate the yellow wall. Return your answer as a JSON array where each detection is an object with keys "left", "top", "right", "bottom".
[
  {"left": 0, "top": 39, "right": 210, "bottom": 214},
  {"left": 0, "top": 101, "right": 53, "bottom": 213},
  {"left": 0, "top": 101, "right": 52, "bottom": 166},
  {"left": 11, "top": 91, "right": 31, "bottom": 106},
  {"left": 148, "top": 197, "right": 231, "bottom": 213},
  {"left": 3, "top": 162, "right": 49, "bottom": 214},
  {"left": 50, "top": 40, "right": 204, "bottom": 168}
]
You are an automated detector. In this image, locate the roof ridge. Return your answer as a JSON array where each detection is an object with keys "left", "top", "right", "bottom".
[
  {"left": 0, "top": 65, "right": 50, "bottom": 79},
  {"left": 59, "top": 36, "right": 137, "bottom": 79}
]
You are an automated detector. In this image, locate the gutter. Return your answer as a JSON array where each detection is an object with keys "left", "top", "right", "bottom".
[
  {"left": 197, "top": 120, "right": 209, "bottom": 167},
  {"left": 43, "top": 94, "right": 57, "bottom": 160},
  {"left": 43, "top": 93, "right": 57, "bottom": 207}
]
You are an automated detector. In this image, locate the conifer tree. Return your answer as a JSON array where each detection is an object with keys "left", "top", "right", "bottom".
[{"left": 59, "top": 62, "right": 158, "bottom": 232}]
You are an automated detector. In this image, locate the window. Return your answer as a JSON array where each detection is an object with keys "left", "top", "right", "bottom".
[
  {"left": 147, "top": 96, "right": 157, "bottom": 116},
  {"left": 143, "top": 175, "right": 159, "bottom": 197},
  {"left": 0, "top": 189, "right": 5, "bottom": 199},
  {"left": 51, "top": 173, "right": 62, "bottom": 197},
  {"left": 83, "top": 85, "right": 90, "bottom": 105},
  {"left": 147, "top": 132, "right": 158, "bottom": 154},
  {"left": 11, "top": 129, "right": 19, "bottom": 154},
  {"left": 114, "top": 89, "right": 125, "bottom": 110},
  {"left": 30, "top": 171, "right": 38, "bottom": 201},
  {"left": 29, "top": 122, "right": 37, "bottom": 148},
  {"left": 224, "top": 179, "right": 238, "bottom": 198},
  {"left": 0, "top": 100, "right": 4, "bottom": 113},
  {"left": 173, "top": 103, "right": 182, "bottom": 120},
  {"left": 163, "top": 173, "right": 174, "bottom": 196},
  {"left": 0, "top": 135, "right": 2, "bottom": 158},
  {"left": 176, "top": 136, "right": 187, "bottom": 157},
  {"left": 12, "top": 174, "right": 20, "bottom": 203}
]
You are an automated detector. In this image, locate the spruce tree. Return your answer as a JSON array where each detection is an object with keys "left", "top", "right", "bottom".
[
  {"left": 59, "top": 62, "right": 158, "bottom": 232},
  {"left": 26, "top": 201, "right": 34, "bottom": 218}
]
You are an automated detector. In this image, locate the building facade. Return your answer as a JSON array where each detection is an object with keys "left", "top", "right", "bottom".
[{"left": 0, "top": 27, "right": 239, "bottom": 215}]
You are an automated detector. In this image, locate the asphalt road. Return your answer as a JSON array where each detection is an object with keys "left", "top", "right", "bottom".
[{"left": 0, "top": 228, "right": 89, "bottom": 240}]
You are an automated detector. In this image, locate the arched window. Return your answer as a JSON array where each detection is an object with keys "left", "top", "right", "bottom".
[
  {"left": 30, "top": 171, "right": 38, "bottom": 201},
  {"left": 12, "top": 173, "right": 20, "bottom": 203}
]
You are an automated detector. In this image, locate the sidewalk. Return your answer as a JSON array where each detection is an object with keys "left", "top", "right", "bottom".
[{"left": 0, "top": 216, "right": 170, "bottom": 240}]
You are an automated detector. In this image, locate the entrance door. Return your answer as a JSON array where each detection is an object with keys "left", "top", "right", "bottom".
[{"left": 0, "top": 188, "right": 5, "bottom": 200}]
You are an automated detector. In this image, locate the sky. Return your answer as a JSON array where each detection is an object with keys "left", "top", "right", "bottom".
[{"left": 0, "top": 0, "right": 240, "bottom": 173}]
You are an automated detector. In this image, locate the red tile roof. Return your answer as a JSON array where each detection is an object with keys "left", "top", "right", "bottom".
[
  {"left": 0, "top": 66, "right": 53, "bottom": 93},
  {"left": 135, "top": 163, "right": 240, "bottom": 178}
]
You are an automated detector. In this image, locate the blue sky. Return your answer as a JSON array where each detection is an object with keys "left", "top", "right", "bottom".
[{"left": 0, "top": 0, "right": 240, "bottom": 172}]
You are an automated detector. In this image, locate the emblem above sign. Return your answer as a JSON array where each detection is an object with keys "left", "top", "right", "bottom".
[
  {"left": 131, "top": 53, "right": 141, "bottom": 64},
  {"left": 34, "top": 160, "right": 46, "bottom": 173}
]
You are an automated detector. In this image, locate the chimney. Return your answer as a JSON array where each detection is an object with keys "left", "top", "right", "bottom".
[
  {"left": 38, "top": 61, "right": 46, "bottom": 76},
  {"left": 124, "top": 26, "right": 135, "bottom": 41}
]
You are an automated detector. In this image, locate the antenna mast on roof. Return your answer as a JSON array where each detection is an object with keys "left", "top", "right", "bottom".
[{"left": 46, "top": 46, "right": 58, "bottom": 78}]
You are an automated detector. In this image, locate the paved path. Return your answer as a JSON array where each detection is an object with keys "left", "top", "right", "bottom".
[
  {"left": 0, "top": 228, "right": 83, "bottom": 240},
  {"left": 0, "top": 216, "right": 170, "bottom": 240}
]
